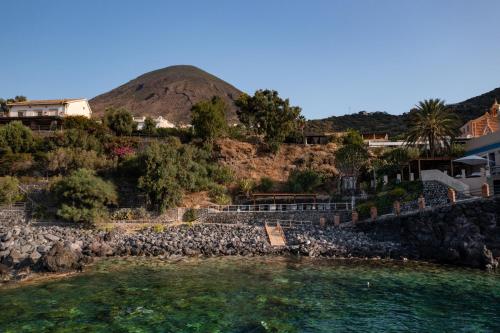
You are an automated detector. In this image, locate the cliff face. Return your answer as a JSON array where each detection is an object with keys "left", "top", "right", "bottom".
[{"left": 89, "top": 65, "right": 243, "bottom": 124}]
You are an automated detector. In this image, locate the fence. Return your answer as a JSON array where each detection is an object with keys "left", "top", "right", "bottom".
[
  {"left": 264, "top": 219, "right": 312, "bottom": 228},
  {"left": 206, "top": 202, "right": 351, "bottom": 213}
]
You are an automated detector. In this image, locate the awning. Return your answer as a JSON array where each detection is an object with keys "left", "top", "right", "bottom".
[{"left": 453, "top": 155, "right": 488, "bottom": 166}]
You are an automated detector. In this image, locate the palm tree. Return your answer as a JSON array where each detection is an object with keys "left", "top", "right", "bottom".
[{"left": 405, "top": 99, "right": 459, "bottom": 157}]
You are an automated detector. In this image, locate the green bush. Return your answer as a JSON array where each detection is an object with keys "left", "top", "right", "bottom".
[
  {"left": 103, "top": 107, "right": 135, "bottom": 136},
  {"left": 46, "top": 147, "right": 111, "bottom": 175},
  {"left": 237, "top": 178, "right": 254, "bottom": 197},
  {"left": 183, "top": 208, "right": 198, "bottom": 222},
  {"left": 0, "top": 176, "right": 22, "bottom": 205},
  {"left": 52, "top": 168, "right": 118, "bottom": 224},
  {"left": 286, "top": 169, "right": 323, "bottom": 193},
  {"left": 388, "top": 187, "right": 407, "bottom": 200},
  {"left": 0, "top": 152, "right": 33, "bottom": 176},
  {"left": 0, "top": 121, "right": 34, "bottom": 153},
  {"left": 209, "top": 165, "right": 234, "bottom": 185},
  {"left": 110, "top": 207, "right": 149, "bottom": 220},
  {"left": 355, "top": 201, "right": 374, "bottom": 219},
  {"left": 258, "top": 177, "right": 274, "bottom": 192},
  {"left": 209, "top": 184, "right": 232, "bottom": 205}
]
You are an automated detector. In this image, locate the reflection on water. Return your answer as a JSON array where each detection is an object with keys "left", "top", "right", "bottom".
[{"left": 1, "top": 257, "right": 499, "bottom": 332}]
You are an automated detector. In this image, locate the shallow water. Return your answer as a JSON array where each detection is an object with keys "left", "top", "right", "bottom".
[{"left": 1, "top": 257, "right": 499, "bottom": 333}]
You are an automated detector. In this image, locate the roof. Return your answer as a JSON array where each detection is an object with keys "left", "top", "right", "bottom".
[{"left": 6, "top": 99, "right": 85, "bottom": 106}]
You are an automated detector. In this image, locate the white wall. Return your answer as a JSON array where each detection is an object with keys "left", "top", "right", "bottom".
[
  {"left": 65, "top": 100, "right": 92, "bottom": 118},
  {"left": 7, "top": 100, "right": 91, "bottom": 118}
]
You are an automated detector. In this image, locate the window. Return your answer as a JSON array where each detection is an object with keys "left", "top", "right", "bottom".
[
  {"left": 37, "top": 111, "right": 43, "bottom": 117},
  {"left": 18, "top": 111, "right": 24, "bottom": 117},
  {"left": 489, "top": 152, "right": 496, "bottom": 167}
]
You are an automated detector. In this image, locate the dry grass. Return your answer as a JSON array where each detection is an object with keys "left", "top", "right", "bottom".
[{"left": 216, "top": 138, "right": 338, "bottom": 182}]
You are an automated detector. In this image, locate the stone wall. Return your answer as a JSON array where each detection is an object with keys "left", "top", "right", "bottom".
[
  {"left": 203, "top": 210, "right": 351, "bottom": 225},
  {"left": 353, "top": 197, "right": 500, "bottom": 269}
]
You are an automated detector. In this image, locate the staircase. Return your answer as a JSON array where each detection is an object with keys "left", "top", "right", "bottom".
[
  {"left": 265, "top": 222, "right": 287, "bottom": 247},
  {"left": 421, "top": 169, "right": 470, "bottom": 194}
]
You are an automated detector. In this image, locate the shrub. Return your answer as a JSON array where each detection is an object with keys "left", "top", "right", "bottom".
[
  {"left": 0, "top": 121, "right": 34, "bottom": 153},
  {"left": 286, "top": 169, "right": 323, "bottom": 193},
  {"left": 152, "top": 224, "right": 165, "bottom": 233},
  {"left": 258, "top": 177, "right": 274, "bottom": 192},
  {"left": 355, "top": 201, "right": 374, "bottom": 220},
  {"left": 209, "top": 165, "right": 234, "bottom": 185},
  {"left": 52, "top": 128, "right": 103, "bottom": 153},
  {"left": 209, "top": 184, "right": 232, "bottom": 205},
  {"left": 183, "top": 208, "right": 198, "bottom": 222},
  {"left": 103, "top": 107, "right": 135, "bottom": 136},
  {"left": 46, "top": 148, "right": 111, "bottom": 175},
  {"left": 0, "top": 152, "right": 33, "bottom": 176},
  {"left": 0, "top": 176, "right": 22, "bottom": 205},
  {"left": 237, "top": 178, "right": 254, "bottom": 197},
  {"left": 52, "top": 168, "right": 118, "bottom": 224},
  {"left": 110, "top": 207, "right": 150, "bottom": 220},
  {"left": 388, "top": 187, "right": 407, "bottom": 200}
]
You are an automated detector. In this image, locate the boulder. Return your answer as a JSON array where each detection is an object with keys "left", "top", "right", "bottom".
[
  {"left": 0, "top": 263, "right": 11, "bottom": 281},
  {"left": 39, "top": 243, "right": 82, "bottom": 272}
]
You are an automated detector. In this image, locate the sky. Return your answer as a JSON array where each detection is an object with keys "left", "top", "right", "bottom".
[{"left": 1, "top": 0, "right": 499, "bottom": 120}]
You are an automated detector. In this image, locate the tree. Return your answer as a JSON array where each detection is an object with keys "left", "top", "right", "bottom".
[
  {"left": 0, "top": 176, "right": 22, "bottom": 205},
  {"left": 334, "top": 143, "right": 369, "bottom": 191},
  {"left": 103, "top": 107, "right": 135, "bottom": 136},
  {"left": 287, "top": 169, "right": 323, "bottom": 193},
  {"left": 342, "top": 129, "right": 364, "bottom": 146},
  {"left": 52, "top": 168, "right": 117, "bottom": 224},
  {"left": 405, "top": 99, "right": 459, "bottom": 157},
  {"left": 191, "top": 96, "right": 228, "bottom": 144},
  {"left": 236, "top": 90, "right": 302, "bottom": 151},
  {"left": 142, "top": 117, "right": 157, "bottom": 136},
  {"left": 0, "top": 121, "right": 34, "bottom": 153},
  {"left": 137, "top": 143, "right": 183, "bottom": 212}
]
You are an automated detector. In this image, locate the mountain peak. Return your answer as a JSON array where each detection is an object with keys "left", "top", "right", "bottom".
[{"left": 90, "top": 65, "right": 242, "bottom": 124}]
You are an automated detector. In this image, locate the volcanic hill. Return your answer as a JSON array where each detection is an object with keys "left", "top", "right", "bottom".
[{"left": 90, "top": 65, "right": 243, "bottom": 124}]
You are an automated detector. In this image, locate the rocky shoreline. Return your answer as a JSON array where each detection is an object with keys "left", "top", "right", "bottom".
[{"left": 1, "top": 222, "right": 405, "bottom": 283}]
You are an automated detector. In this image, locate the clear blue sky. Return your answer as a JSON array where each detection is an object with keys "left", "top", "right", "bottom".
[{"left": 1, "top": 0, "right": 499, "bottom": 119}]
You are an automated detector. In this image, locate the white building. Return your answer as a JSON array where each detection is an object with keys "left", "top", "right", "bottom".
[
  {"left": 6, "top": 99, "right": 92, "bottom": 118},
  {"left": 133, "top": 116, "right": 175, "bottom": 130}
]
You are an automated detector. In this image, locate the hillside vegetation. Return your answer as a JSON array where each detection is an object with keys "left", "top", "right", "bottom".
[{"left": 306, "top": 87, "right": 500, "bottom": 137}]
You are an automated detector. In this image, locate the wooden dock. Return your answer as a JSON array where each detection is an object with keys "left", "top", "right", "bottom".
[{"left": 265, "top": 222, "right": 287, "bottom": 247}]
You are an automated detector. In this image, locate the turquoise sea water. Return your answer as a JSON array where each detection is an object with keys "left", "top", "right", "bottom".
[{"left": 0, "top": 257, "right": 499, "bottom": 333}]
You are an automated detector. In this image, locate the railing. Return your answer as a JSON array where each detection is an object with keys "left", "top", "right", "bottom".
[
  {"left": 264, "top": 219, "right": 312, "bottom": 228},
  {"left": 0, "top": 202, "right": 27, "bottom": 211},
  {"left": 206, "top": 202, "right": 351, "bottom": 213}
]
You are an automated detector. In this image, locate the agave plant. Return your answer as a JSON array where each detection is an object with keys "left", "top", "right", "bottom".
[{"left": 405, "top": 99, "right": 459, "bottom": 157}]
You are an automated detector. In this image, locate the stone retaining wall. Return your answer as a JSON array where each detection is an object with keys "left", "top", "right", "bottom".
[
  {"left": 353, "top": 197, "right": 500, "bottom": 269},
  {"left": 203, "top": 210, "right": 351, "bottom": 225}
]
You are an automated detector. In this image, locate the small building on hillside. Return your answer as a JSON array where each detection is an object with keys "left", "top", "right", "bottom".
[
  {"left": 133, "top": 116, "right": 175, "bottom": 130},
  {"left": 5, "top": 99, "right": 91, "bottom": 118},
  {"left": 460, "top": 100, "right": 500, "bottom": 138},
  {"left": 362, "top": 133, "right": 389, "bottom": 141},
  {"left": 303, "top": 131, "right": 345, "bottom": 145},
  {"left": 0, "top": 99, "right": 92, "bottom": 130}
]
